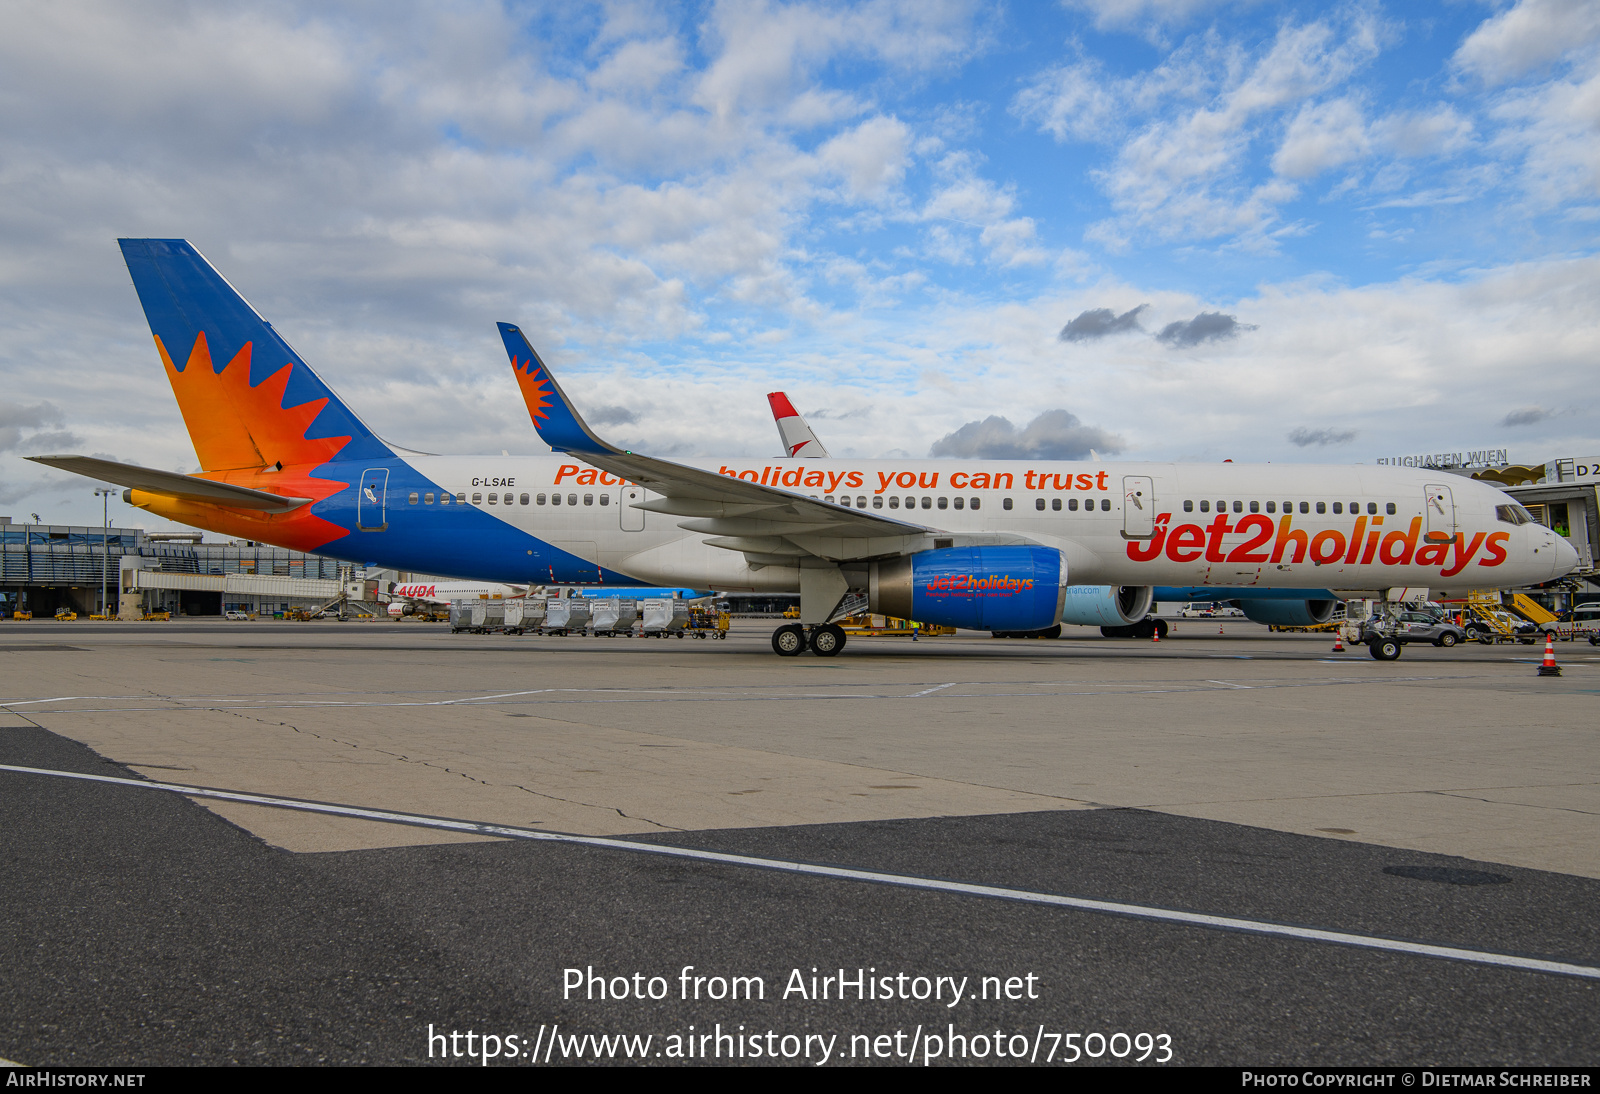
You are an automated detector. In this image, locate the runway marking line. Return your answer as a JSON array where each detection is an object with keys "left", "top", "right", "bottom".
[{"left": 3, "top": 762, "right": 1598, "bottom": 984}]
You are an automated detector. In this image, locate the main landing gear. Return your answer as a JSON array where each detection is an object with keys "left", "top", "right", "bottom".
[{"left": 771, "top": 623, "right": 847, "bottom": 657}]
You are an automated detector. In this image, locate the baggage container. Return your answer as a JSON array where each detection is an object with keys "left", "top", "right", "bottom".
[
  {"left": 502, "top": 598, "right": 544, "bottom": 634},
  {"left": 641, "top": 598, "right": 689, "bottom": 636},
  {"left": 545, "top": 597, "right": 592, "bottom": 634},
  {"left": 591, "top": 597, "right": 638, "bottom": 636}
]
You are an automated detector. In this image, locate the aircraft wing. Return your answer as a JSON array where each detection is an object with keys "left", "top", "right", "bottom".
[
  {"left": 498, "top": 324, "right": 1025, "bottom": 563},
  {"left": 26, "top": 455, "right": 313, "bottom": 512}
]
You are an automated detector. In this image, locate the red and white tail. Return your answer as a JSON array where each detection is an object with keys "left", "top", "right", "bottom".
[{"left": 767, "top": 392, "right": 829, "bottom": 458}]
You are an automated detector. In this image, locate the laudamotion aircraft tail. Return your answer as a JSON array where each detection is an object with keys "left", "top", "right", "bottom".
[
  {"left": 767, "top": 392, "right": 828, "bottom": 458},
  {"left": 41, "top": 240, "right": 399, "bottom": 550}
]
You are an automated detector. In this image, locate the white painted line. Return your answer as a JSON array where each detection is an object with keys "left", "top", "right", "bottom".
[
  {"left": 1206, "top": 680, "right": 1253, "bottom": 689},
  {"left": 3, "top": 762, "right": 1597, "bottom": 983},
  {"left": 907, "top": 682, "right": 957, "bottom": 698}
]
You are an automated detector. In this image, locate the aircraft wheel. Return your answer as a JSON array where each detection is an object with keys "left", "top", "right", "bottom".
[
  {"left": 809, "top": 624, "right": 846, "bottom": 657},
  {"left": 772, "top": 624, "right": 806, "bottom": 657},
  {"left": 1369, "top": 638, "right": 1402, "bottom": 661}
]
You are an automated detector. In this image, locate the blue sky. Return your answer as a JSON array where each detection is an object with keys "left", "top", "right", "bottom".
[{"left": 1, "top": 0, "right": 1597, "bottom": 530}]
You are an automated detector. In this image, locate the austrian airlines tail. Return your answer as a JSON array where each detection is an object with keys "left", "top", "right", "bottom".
[{"left": 768, "top": 393, "right": 829, "bottom": 458}]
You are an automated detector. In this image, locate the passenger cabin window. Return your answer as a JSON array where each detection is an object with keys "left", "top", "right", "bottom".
[
  {"left": 1332, "top": 502, "right": 1342, "bottom": 514},
  {"left": 1200, "top": 500, "right": 1210, "bottom": 513},
  {"left": 1299, "top": 502, "right": 1308, "bottom": 514},
  {"left": 921, "top": 497, "right": 932, "bottom": 509},
  {"left": 552, "top": 494, "right": 562, "bottom": 505},
  {"left": 1035, "top": 498, "right": 1045, "bottom": 511},
  {"left": 1003, "top": 498, "right": 1013, "bottom": 510},
  {"left": 1349, "top": 501, "right": 1358, "bottom": 513},
  {"left": 824, "top": 495, "right": 834, "bottom": 504},
  {"left": 954, "top": 497, "right": 965, "bottom": 510},
  {"left": 1265, "top": 501, "right": 1275, "bottom": 514},
  {"left": 1386, "top": 503, "right": 1396, "bottom": 515},
  {"left": 408, "top": 492, "right": 419, "bottom": 505},
  {"left": 1316, "top": 502, "right": 1326, "bottom": 514},
  {"left": 888, "top": 497, "right": 899, "bottom": 509},
  {"left": 520, "top": 493, "right": 530, "bottom": 505},
  {"left": 1051, "top": 498, "right": 1060, "bottom": 511},
  {"left": 600, "top": 494, "right": 609, "bottom": 506},
  {"left": 568, "top": 494, "right": 578, "bottom": 506},
  {"left": 472, "top": 493, "right": 483, "bottom": 504},
  {"left": 938, "top": 497, "right": 949, "bottom": 510},
  {"left": 584, "top": 494, "right": 593, "bottom": 506},
  {"left": 1232, "top": 501, "right": 1242, "bottom": 513},
  {"left": 872, "top": 496, "right": 883, "bottom": 509},
  {"left": 1068, "top": 498, "right": 1079, "bottom": 511},
  {"left": 1101, "top": 499, "right": 1111, "bottom": 512},
  {"left": 970, "top": 498, "right": 980, "bottom": 510},
  {"left": 1249, "top": 501, "right": 1259, "bottom": 513},
  {"left": 424, "top": 493, "right": 435, "bottom": 505},
  {"left": 1366, "top": 502, "right": 1377, "bottom": 515}
]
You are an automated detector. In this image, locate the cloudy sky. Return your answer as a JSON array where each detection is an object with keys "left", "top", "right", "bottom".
[{"left": 1, "top": 0, "right": 1597, "bottom": 531}]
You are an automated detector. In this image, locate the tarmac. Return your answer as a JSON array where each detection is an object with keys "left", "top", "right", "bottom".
[{"left": 2, "top": 619, "right": 1597, "bottom": 1065}]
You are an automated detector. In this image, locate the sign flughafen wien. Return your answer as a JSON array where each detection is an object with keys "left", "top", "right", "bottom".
[{"left": 1375, "top": 451, "right": 1598, "bottom": 484}]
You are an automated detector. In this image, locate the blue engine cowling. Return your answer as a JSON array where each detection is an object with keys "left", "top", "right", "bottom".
[
  {"left": 1236, "top": 599, "right": 1337, "bottom": 626},
  {"left": 869, "top": 546, "right": 1066, "bottom": 632},
  {"left": 1058, "top": 584, "right": 1155, "bottom": 627}
]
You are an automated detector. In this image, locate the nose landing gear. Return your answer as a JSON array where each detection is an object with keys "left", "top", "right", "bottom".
[{"left": 770, "top": 622, "right": 848, "bottom": 657}]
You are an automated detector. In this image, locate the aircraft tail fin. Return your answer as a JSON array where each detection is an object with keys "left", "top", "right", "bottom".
[
  {"left": 497, "top": 322, "right": 616, "bottom": 456},
  {"left": 767, "top": 392, "right": 829, "bottom": 458},
  {"left": 117, "top": 238, "right": 390, "bottom": 473}
]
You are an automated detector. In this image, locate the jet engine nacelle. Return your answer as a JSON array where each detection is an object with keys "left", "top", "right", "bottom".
[
  {"left": 1236, "top": 598, "right": 1337, "bottom": 627},
  {"left": 1058, "top": 584, "right": 1155, "bottom": 627},
  {"left": 870, "top": 546, "right": 1067, "bottom": 632}
]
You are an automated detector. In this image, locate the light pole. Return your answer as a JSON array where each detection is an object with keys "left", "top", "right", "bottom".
[{"left": 94, "top": 487, "right": 114, "bottom": 618}]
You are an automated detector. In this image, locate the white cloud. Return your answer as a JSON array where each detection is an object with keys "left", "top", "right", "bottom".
[
  {"left": 1370, "top": 105, "right": 1475, "bottom": 158},
  {"left": 818, "top": 116, "right": 912, "bottom": 202},
  {"left": 1453, "top": 0, "right": 1600, "bottom": 87},
  {"left": 1272, "top": 98, "right": 1369, "bottom": 179}
]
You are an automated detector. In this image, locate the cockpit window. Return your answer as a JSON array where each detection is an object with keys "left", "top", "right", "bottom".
[{"left": 1496, "top": 504, "right": 1535, "bottom": 525}]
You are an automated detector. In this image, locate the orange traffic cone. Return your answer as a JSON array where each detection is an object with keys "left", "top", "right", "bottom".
[
  {"left": 1152, "top": 626, "right": 1160, "bottom": 644},
  {"left": 1218, "top": 623, "right": 1224, "bottom": 635},
  {"left": 1537, "top": 633, "right": 1562, "bottom": 677},
  {"left": 1332, "top": 631, "right": 1344, "bottom": 652}
]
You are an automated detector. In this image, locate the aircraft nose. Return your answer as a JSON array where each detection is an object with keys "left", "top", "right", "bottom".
[{"left": 1551, "top": 533, "right": 1579, "bottom": 579}]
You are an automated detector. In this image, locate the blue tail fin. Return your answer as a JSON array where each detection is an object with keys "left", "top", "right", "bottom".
[
  {"left": 497, "top": 322, "right": 615, "bottom": 456},
  {"left": 118, "top": 239, "right": 391, "bottom": 471}
]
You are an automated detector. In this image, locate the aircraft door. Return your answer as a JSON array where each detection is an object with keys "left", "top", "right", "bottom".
[
  {"left": 1424, "top": 483, "right": 1456, "bottom": 543},
  {"left": 358, "top": 468, "right": 389, "bottom": 532},
  {"left": 1123, "top": 475, "right": 1155, "bottom": 538},
  {"left": 620, "top": 485, "right": 645, "bottom": 531}
]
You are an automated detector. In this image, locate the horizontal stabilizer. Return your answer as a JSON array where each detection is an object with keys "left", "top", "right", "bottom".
[{"left": 27, "top": 455, "right": 312, "bottom": 512}]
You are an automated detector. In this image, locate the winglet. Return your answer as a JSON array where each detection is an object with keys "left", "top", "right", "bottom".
[
  {"left": 497, "top": 323, "right": 616, "bottom": 456},
  {"left": 767, "top": 391, "right": 829, "bottom": 458}
]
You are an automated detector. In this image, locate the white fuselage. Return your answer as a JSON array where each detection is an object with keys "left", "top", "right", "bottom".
[{"left": 387, "top": 454, "right": 1572, "bottom": 595}]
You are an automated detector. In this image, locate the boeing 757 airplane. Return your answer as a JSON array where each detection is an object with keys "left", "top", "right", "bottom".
[{"left": 30, "top": 239, "right": 1578, "bottom": 658}]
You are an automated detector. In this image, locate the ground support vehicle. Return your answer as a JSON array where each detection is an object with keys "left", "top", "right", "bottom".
[
  {"left": 449, "top": 599, "right": 506, "bottom": 634},
  {"left": 1348, "top": 604, "right": 1469, "bottom": 660},
  {"left": 53, "top": 609, "right": 76, "bottom": 621},
  {"left": 839, "top": 614, "right": 956, "bottom": 637},
  {"left": 686, "top": 608, "right": 730, "bottom": 639},
  {"left": 1457, "top": 592, "right": 1541, "bottom": 644}
]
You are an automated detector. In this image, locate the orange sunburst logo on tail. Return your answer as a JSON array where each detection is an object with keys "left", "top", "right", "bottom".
[
  {"left": 510, "top": 355, "right": 553, "bottom": 424},
  {"left": 134, "top": 332, "right": 354, "bottom": 551},
  {"left": 156, "top": 332, "right": 351, "bottom": 472}
]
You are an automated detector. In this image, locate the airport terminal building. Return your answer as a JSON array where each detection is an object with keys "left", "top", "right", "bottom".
[{"left": 0, "top": 517, "right": 386, "bottom": 618}]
